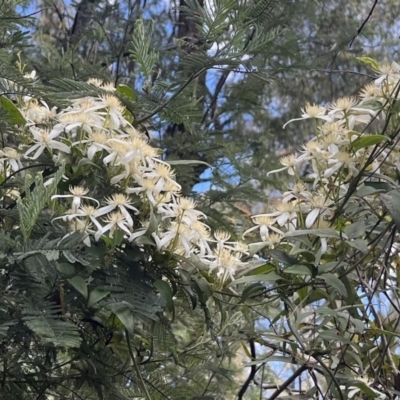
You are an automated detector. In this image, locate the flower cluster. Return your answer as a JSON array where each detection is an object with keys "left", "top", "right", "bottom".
[
  {"left": 0, "top": 76, "right": 249, "bottom": 281},
  {"left": 244, "top": 60, "right": 400, "bottom": 256}
]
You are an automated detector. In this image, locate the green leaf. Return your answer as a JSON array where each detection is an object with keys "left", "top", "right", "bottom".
[
  {"left": 248, "top": 241, "right": 268, "bottom": 256},
  {"left": 356, "top": 56, "right": 379, "bottom": 70},
  {"left": 192, "top": 276, "right": 212, "bottom": 304},
  {"left": 268, "top": 249, "right": 299, "bottom": 265},
  {"left": 320, "top": 273, "right": 348, "bottom": 297},
  {"left": 344, "top": 221, "right": 365, "bottom": 239},
  {"left": 68, "top": 276, "right": 88, "bottom": 299},
  {"left": 363, "top": 181, "right": 393, "bottom": 193},
  {"left": 318, "top": 330, "right": 353, "bottom": 345},
  {"left": 0, "top": 96, "right": 26, "bottom": 125},
  {"left": 297, "top": 285, "right": 309, "bottom": 302},
  {"left": 145, "top": 207, "right": 158, "bottom": 235},
  {"left": 17, "top": 165, "right": 65, "bottom": 240},
  {"left": 351, "top": 134, "right": 387, "bottom": 151},
  {"left": 230, "top": 272, "right": 281, "bottom": 286},
  {"left": 347, "top": 239, "right": 368, "bottom": 254},
  {"left": 380, "top": 190, "right": 400, "bottom": 231},
  {"left": 285, "top": 229, "right": 344, "bottom": 239},
  {"left": 356, "top": 185, "right": 385, "bottom": 197},
  {"left": 132, "top": 235, "right": 155, "bottom": 246},
  {"left": 116, "top": 84, "right": 136, "bottom": 101},
  {"left": 56, "top": 262, "right": 76, "bottom": 276},
  {"left": 241, "top": 283, "right": 265, "bottom": 302},
  {"left": 87, "top": 289, "right": 110, "bottom": 308},
  {"left": 167, "top": 159, "right": 212, "bottom": 168},
  {"left": 154, "top": 280, "right": 174, "bottom": 313},
  {"left": 114, "top": 306, "right": 135, "bottom": 332},
  {"left": 130, "top": 19, "right": 159, "bottom": 78},
  {"left": 347, "top": 380, "right": 380, "bottom": 398},
  {"left": 245, "top": 263, "right": 274, "bottom": 276},
  {"left": 284, "top": 265, "right": 311, "bottom": 275}
]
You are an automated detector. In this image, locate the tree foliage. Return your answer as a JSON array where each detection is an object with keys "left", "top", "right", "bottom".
[{"left": 1, "top": 1, "right": 400, "bottom": 400}]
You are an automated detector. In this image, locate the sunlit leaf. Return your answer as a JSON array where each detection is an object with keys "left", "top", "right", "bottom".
[{"left": 351, "top": 134, "right": 387, "bottom": 151}]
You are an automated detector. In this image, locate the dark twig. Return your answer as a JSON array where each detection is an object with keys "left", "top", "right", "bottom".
[
  {"left": 349, "top": 0, "right": 379, "bottom": 48},
  {"left": 237, "top": 338, "right": 257, "bottom": 400},
  {"left": 267, "top": 365, "right": 307, "bottom": 400}
]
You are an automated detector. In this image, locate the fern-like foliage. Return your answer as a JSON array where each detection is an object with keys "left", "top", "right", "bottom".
[{"left": 17, "top": 164, "right": 65, "bottom": 240}]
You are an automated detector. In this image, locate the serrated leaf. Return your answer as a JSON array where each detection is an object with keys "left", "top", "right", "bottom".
[
  {"left": 87, "top": 289, "right": 110, "bottom": 308},
  {"left": 380, "top": 190, "right": 400, "bottom": 231},
  {"left": 320, "top": 273, "right": 348, "bottom": 297},
  {"left": 351, "top": 134, "right": 387, "bottom": 151},
  {"left": 68, "top": 276, "right": 88, "bottom": 299},
  {"left": 154, "top": 280, "right": 174, "bottom": 313}
]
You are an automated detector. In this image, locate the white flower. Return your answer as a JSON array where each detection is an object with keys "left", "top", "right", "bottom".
[
  {"left": 52, "top": 205, "right": 104, "bottom": 232},
  {"left": 190, "top": 220, "right": 212, "bottom": 256},
  {"left": 282, "top": 182, "right": 312, "bottom": 203},
  {"left": 74, "top": 131, "right": 113, "bottom": 160},
  {"left": 0, "top": 147, "right": 24, "bottom": 173},
  {"left": 62, "top": 218, "right": 96, "bottom": 247},
  {"left": 142, "top": 161, "right": 181, "bottom": 194},
  {"left": 97, "top": 193, "right": 139, "bottom": 227},
  {"left": 99, "top": 95, "right": 127, "bottom": 129},
  {"left": 127, "top": 178, "right": 159, "bottom": 205},
  {"left": 375, "top": 61, "right": 400, "bottom": 86},
  {"left": 243, "top": 216, "right": 284, "bottom": 241},
  {"left": 158, "top": 196, "right": 205, "bottom": 222},
  {"left": 267, "top": 154, "right": 303, "bottom": 176},
  {"left": 152, "top": 222, "right": 193, "bottom": 257},
  {"left": 22, "top": 98, "right": 57, "bottom": 124},
  {"left": 118, "top": 137, "right": 159, "bottom": 169},
  {"left": 212, "top": 231, "right": 232, "bottom": 251},
  {"left": 51, "top": 185, "right": 99, "bottom": 211},
  {"left": 56, "top": 113, "right": 103, "bottom": 136},
  {"left": 94, "top": 211, "right": 132, "bottom": 241},
  {"left": 305, "top": 196, "right": 334, "bottom": 228},
  {"left": 262, "top": 233, "right": 283, "bottom": 248},
  {"left": 24, "top": 70, "right": 37, "bottom": 80},
  {"left": 324, "top": 151, "right": 358, "bottom": 179},
  {"left": 202, "top": 248, "right": 246, "bottom": 281},
  {"left": 260, "top": 201, "right": 299, "bottom": 231},
  {"left": 283, "top": 102, "right": 332, "bottom": 128},
  {"left": 25, "top": 127, "right": 70, "bottom": 160}
]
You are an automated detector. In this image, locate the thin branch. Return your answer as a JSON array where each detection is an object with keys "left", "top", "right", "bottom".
[
  {"left": 267, "top": 365, "right": 307, "bottom": 400},
  {"left": 349, "top": 0, "right": 379, "bottom": 48},
  {"left": 134, "top": 67, "right": 207, "bottom": 125},
  {"left": 126, "top": 329, "right": 153, "bottom": 400},
  {"left": 237, "top": 339, "right": 257, "bottom": 399}
]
